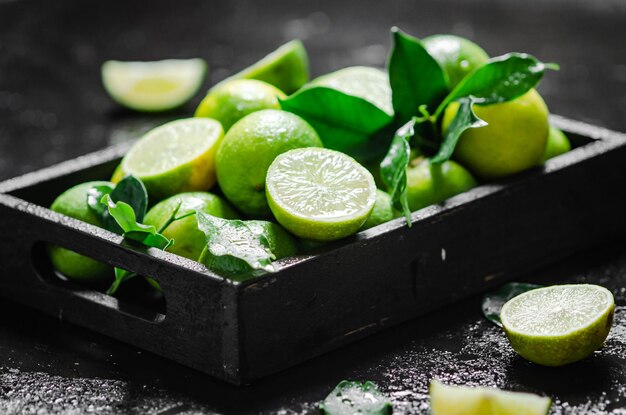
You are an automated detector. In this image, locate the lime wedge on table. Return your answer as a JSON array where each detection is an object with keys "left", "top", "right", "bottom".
[
  {"left": 429, "top": 381, "right": 551, "bottom": 415},
  {"left": 217, "top": 39, "right": 309, "bottom": 94},
  {"left": 266, "top": 147, "right": 377, "bottom": 241},
  {"left": 116, "top": 118, "right": 223, "bottom": 201},
  {"left": 102, "top": 59, "right": 207, "bottom": 112},
  {"left": 500, "top": 284, "right": 615, "bottom": 366}
]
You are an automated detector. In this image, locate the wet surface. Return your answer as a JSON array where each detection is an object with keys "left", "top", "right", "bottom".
[{"left": 1, "top": 0, "right": 626, "bottom": 413}]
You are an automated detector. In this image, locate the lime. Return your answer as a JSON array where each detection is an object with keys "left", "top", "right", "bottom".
[
  {"left": 143, "top": 192, "right": 239, "bottom": 261},
  {"left": 406, "top": 158, "right": 477, "bottom": 211},
  {"left": 266, "top": 147, "right": 377, "bottom": 241},
  {"left": 360, "top": 189, "right": 396, "bottom": 231},
  {"left": 101, "top": 59, "right": 207, "bottom": 112},
  {"left": 310, "top": 66, "right": 393, "bottom": 116},
  {"left": 541, "top": 126, "right": 571, "bottom": 162},
  {"left": 198, "top": 220, "right": 297, "bottom": 278},
  {"left": 429, "top": 380, "right": 551, "bottom": 415},
  {"left": 500, "top": 284, "right": 615, "bottom": 366},
  {"left": 218, "top": 39, "right": 309, "bottom": 94},
  {"left": 422, "top": 34, "right": 489, "bottom": 88},
  {"left": 116, "top": 118, "right": 223, "bottom": 201},
  {"left": 48, "top": 181, "right": 113, "bottom": 284},
  {"left": 215, "top": 109, "right": 322, "bottom": 216},
  {"left": 195, "top": 79, "right": 285, "bottom": 131},
  {"left": 443, "top": 89, "right": 549, "bottom": 179}
]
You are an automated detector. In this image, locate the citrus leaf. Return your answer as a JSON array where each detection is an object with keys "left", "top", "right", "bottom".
[
  {"left": 196, "top": 212, "right": 277, "bottom": 273},
  {"left": 106, "top": 268, "right": 136, "bottom": 296},
  {"left": 280, "top": 68, "right": 393, "bottom": 155},
  {"left": 86, "top": 184, "right": 114, "bottom": 218},
  {"left": 321, "top": 381, "right": 392, "bottom": 415},
  {"left": 109, "top": 175, "right": 148, "bottom": 223},
  {"left": 380, "top": 119, "right": 416, "bottom": 226},
  {"left": 430, "top": 97, "right": 487, "bottom": 164},
  {"left": 482, "top": 282, "right": 543, "bottom": 327},
  {"left": 434, "top": 53, "right": 559, "bottom": 118},
  {"left": 388, "top": 27, "right": 449, "bottom": 124}
]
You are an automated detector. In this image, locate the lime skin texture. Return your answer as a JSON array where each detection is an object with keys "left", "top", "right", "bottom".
[
  {"left": 359, "top": 189, "right": 397, "bottom": 231},
  {"left": 48, "top": 181, "right": 113, "bottom": 284},
  {"left": 422, "top": 34, "right": 490, "bottom": 88},
  {"left": 215, "top": 109, "right": 323, "bottom": 217},
  {"left": 444, "top": 89, "right": 550, "bottom": 180},
  {"left": 541, "top": 126, "right": 571, "bottom": 162}
]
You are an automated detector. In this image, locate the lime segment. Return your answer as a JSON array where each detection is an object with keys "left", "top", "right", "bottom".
[
  {"left": 430, "top": 381, "right": 551, "bottom": 415},
  {"left": 500, "top": 284, "right": 615, "bottom": 366},
  {"left": 266, "top": 147, "right": 376, "bottom": 241},
  {"left": 120, "top": 118, "right": 223, "bottom": 201},
  {"left": 102, "top": 59, "right": 207, "bottom": 112}
]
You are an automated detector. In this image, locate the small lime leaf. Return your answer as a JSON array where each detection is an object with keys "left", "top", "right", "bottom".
[
  {"left": 196, "top": 212, "right": 276, "bottom": 273},
  {"left": 482, "top": 282, "right": 542, "bottom": 327},
  {"left": 321, "top": 380, "right": 392, "bottom": 415}
]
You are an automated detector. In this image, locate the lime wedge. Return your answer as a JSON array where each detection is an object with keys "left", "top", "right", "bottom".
[
  {"left": 218, "top": 40, "right": 309, "bottom": 94},
  {"left": 102, "top": 59, "right": 207, "bottom": 112},
  {"left": 118, "top": 118, "right": 223, "bottom": 201},
  {"left": 500, "top": 284, "right": 615, "bottom": 366},
  {"left": 429, "top": 381, "right": 551, "bottom": 415},
  {"left": 266, "top": 147, "right": 376, "bottom": 241}
]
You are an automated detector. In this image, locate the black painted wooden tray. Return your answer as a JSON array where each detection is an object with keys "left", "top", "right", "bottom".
[{"left": 0, "top": 116, "right": 625, "bottom": 385}]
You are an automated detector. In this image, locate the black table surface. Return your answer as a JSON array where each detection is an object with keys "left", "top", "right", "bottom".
[{"left": 1, "top": 0, "right": 626, "bottom": 413}]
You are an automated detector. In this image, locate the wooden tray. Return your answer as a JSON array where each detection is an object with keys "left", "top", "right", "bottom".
[{"left": 1, "top": 116, "right": 625, "bottom": 385}]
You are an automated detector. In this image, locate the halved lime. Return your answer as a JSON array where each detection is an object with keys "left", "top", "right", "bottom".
[
  {"left": 218, "top": 40, "right": 309, "bottom": 94},
  {"left": 266, "top": 147, "right": 376, "bottom": 241},
  {"left": 102, "top": 59, "right": 207, "bottom": 112},
  {"left": 500, "top": 284, "right": 615, "bottom": 366},
  {"left": 117, "top": 118, "right": 223, "bottom": 201},
  {"left": 429, "top": 381, "right": 551, "bottom": 415}
]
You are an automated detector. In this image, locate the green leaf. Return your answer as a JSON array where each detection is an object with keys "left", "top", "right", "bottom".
[
  {"left": 482, "top": 282, "right": 543, "bottom": 327},
  {"left": 434, "top": 53, "right": 559, "bottom": 118},
  {"left": 430, "top": 97, "right": 487, "bottom": 164},
  {"left": 388, "top": 27, "right": 449, "bottom": 124},
  {"left": 101, "top": 194, "right": 172, "bottom": 250},
  {"left": 320, "top": 381, "right": 392, "bottom": 415},
  {"left": 380, "top": 119, "right": 415, "bottom": 226},
  {"left": 109, "top": 175, "right": 148, "bottom": 223},
  {"left": 196, "top": 212, "right": 277, "bottom": 273},
  {"left": 280, "top": 67, "right": 393, "bottom": 154},
  {"left": 87, "top": 184, "right": 114, "bottom": 218}
]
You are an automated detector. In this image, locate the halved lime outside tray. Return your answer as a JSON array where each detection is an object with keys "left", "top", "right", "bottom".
[{"left": 0, "top": 116, "right": 625, "bottom": 385}]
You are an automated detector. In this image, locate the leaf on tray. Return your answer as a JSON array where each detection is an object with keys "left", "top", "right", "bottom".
[
  {"left": 482, "top": 282, "right": 543, "bottom": 327},
  {"left": 434, "top": 53, "right": 559, "bottom": 119},
  {"left": 196, "top": 212, "right": 277, "bottom": 273},
  {"left": 388, "top": 27, "right": 449, "bottom": 124}
]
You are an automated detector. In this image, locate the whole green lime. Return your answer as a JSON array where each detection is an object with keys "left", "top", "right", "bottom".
[
  {"left": 195, "top": 79, "right": 286, "bottom": 131},
  {"left": 360, "top": 190, "right": 396, "bottom": 230},
  {"left": 215, "top": 109, "right": 323, "bottom": 216},
  {"left": 422, "top": 34, "right": 489, "bottom": 88},
  {"left": 198, "top": 220, "right": 298, "bottom": 278},
  {"left": 406, "top": 158, "right": 477, "bottom": 211},
  {"left": 541, "top": 126, "right": 571, "bottom": 162},
  {"left": 48, "top": 181, "right": 113, "bottom": 283},
  {"left": 143, "top": 192, "right": 239, "bottom": 261},
  {"left": 443, "top": 89, "right": 549, "bottom": 180}
]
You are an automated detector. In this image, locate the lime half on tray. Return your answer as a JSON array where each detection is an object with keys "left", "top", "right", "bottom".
[
  {"left": 429, "top": 381, "right": 551, "bottom": 415},
  {"left": 102, "top": 58, "right": 207, "bottom": 112},
  {"left": 500, "top": 284, "right": 615, "bottom": 366},
  {"left": 266, "top": 147, "right": 377, "bottom": 241},
  {"left": 115, "top": 118, "right": 223, "bottom": 201}
]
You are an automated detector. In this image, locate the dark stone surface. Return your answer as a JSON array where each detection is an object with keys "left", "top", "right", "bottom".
[{"left": 0, "top": 0, "right": 625, "bottom": 413}]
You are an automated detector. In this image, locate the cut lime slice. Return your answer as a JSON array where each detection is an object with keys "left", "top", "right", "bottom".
[
  {"left": 500, "top": 284, "right": 615, "bottom": 366},
  {"left": 218, "top": 39, "right": 308, "bottom": 94},
  {"left": 102, "top": 59, "right": 207, "bottom": 112},
  {"left": 430, "top": 381, "right": 551, "bottom": 415},
  {"left": 266, "top": 147, "right": 376, "bottom": 241},
  {"left": 118, "top": 118, "right": 223, "bottom": 201}
]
